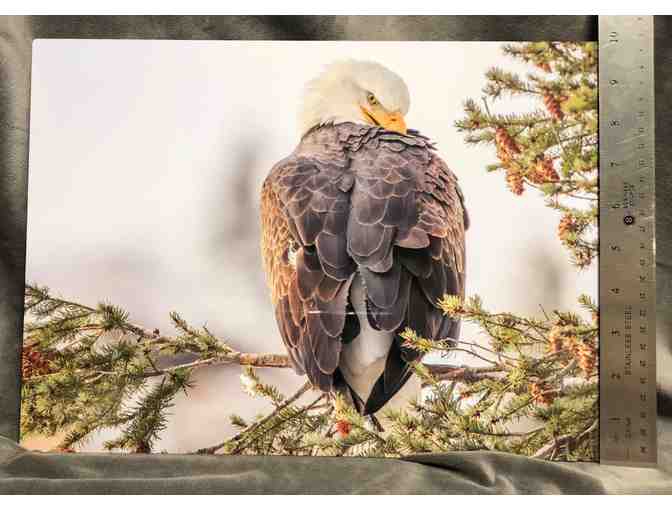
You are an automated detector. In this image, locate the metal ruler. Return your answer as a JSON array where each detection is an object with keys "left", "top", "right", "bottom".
[{"left": 599, "top": 15, "right": 657, "bottom": 467}]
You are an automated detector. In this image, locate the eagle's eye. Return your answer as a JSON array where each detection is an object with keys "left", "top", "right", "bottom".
[{"left": 366, "top": 92, "right": 378, "bottom": 106}]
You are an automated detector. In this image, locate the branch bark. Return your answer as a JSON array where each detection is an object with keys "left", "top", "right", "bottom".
[
  {"left": 151, "top": 352, "right": 506, "bottom": 385},
  {"left": 146, "top": 351, "right": 292, "bottom": 376},
  {"left": 423, "top": 363, "right": 506, "bottom": 384}
]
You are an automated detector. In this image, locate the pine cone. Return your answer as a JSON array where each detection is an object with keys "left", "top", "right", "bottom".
[
  {"left": 548, "top": 325, "right": 582, "bottom": 358},
  {"left": 543, "top": 93, "right": 565, "bottom": 121},
  {"left": 557, "top": 214, "right": 578, "bottom": 241},
  {"left": 548, "top": 326, "right": 565, "bottom": 354},
  {"left": 527, "top": 165, "right": 545, "bottom": 185},
  {"left": 335, "top": 419, "right": 352, "bottom": 439},
  {"left": 495, "top": 127, "right": 520, "bottom": 157},
  {"left": 573, "top": 247, "right": 593, "bottom": 269},
  {"left": 536, "top": 62, "right": 552, "bottom": 73},
  {"left": 576, "top": 342, "right": 597, "bottom": 377},
  {"left": 529, "top": 382, "right": 555, "bottom": 405},
  {"left": 564, "top": 334, "right": 581, "bottom": 358},
  {"left": 506, "top": 168, "right": 524, "bottom": 195},
  {"left": 21, "top": 345, "right": 54, "bottom": 379},
  {"left": 497, "top": 147, "right": 512, "bottom": 168},
  {"left": 529, "top": 157, "right": 559, "bottom": 184}
]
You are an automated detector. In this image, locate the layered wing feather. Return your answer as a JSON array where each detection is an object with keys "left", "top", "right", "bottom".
[
  {"left": 345, "top": 131, "right": 467, "bottom": 414},
  {"left": 261, "top": 124, "right": 467, "bottom": 407}
]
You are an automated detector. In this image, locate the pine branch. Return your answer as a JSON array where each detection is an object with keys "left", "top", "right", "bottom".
[
  {"left": 532, "top": 418, "right": 598, "bottom": 459},
  {"left": 23, "top": 284, "right": 496, "bottom": 383},
  {"left": 194, "top": 381, "right": 313, "bottom": 455},
  {"left": 458, "top": 42, "right": 598, "bottom": 270}
]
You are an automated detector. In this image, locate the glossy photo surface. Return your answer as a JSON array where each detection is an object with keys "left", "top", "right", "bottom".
[{"left": 22, "top": 40, "right": 598, "bottom": 460}]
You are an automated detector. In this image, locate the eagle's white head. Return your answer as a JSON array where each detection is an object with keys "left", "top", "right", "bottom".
[{"left": 298, "top": 59, "right": 410, "bottom": 137}]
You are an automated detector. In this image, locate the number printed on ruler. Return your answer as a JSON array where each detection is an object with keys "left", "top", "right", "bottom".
[{"left": 599, "top": 16, "right": 657, "bottom": 467}]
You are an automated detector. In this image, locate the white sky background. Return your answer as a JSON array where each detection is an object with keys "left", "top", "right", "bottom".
[{"left": 27, "top": 40, "right": 597, "bottom": 453}]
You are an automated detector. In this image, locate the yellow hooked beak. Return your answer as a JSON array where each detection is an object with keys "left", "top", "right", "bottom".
[{"left": 360, "top": 105, "right": 407, "bottom": 134}]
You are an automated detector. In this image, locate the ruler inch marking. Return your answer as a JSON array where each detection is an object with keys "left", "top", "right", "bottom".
[{"left": 599, "top": 15, "right": 657, "bottom": 467}]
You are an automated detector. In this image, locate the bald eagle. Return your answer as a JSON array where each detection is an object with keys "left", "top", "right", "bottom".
[{"left": 260, "top": 60, "right": 468, "bottom": 416}]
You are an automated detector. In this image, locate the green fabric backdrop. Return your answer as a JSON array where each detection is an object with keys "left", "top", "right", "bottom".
[{"left": 0, "top": 15, "right": 670, "bottom": 494}]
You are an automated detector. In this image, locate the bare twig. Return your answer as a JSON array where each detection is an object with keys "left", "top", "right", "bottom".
[
  {"left": 145, "top": 352, "right": 292, "bottom": 376},
  {"left": 422, "top": 364, "right": 506, "bottom": 386},
  {"left": 532, "top": 418, "right": 598, "bottom": 459}
]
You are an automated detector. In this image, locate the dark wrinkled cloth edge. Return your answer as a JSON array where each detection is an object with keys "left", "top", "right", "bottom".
[{"left": 0, "top": 15, "right": 671, "bottom": 495}]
